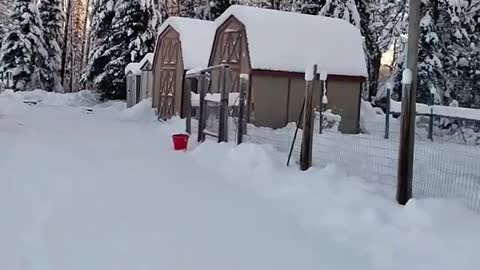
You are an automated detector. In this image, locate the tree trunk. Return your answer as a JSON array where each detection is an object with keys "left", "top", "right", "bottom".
[
  {"left": 61, "top": 0, "right": 73, "bottom": 88},
  {"left": 81, "top": 0, "right": 91, "bottom": 71},
  {"left": 369, "top": 52, "right": 382, "bottom": 102}
]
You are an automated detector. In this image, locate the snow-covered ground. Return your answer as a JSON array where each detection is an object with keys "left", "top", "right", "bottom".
[{"left": 1, "top": 90, "right": 480, "bottom": 270}]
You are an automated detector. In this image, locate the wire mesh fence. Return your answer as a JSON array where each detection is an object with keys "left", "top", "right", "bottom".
[{"left": 242, "top": 111, "right": 480, "bottom": 213}]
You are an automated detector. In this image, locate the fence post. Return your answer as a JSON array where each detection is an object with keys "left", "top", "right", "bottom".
[
  {"left": 300, "top": 64, "right": 317, "bottom": 171},
  {"left": 318, "top": 71, "right": 328, "bottom": 134},
  {"left": 219, "top": 66, "right": 229, "bottom": 143},
  {"left": 185, "top": 78, "right": 193, "bottom": 134},
  {"left": 385, "top": 87, "right": 391, "bottom": 139},
  {"left": 197, "top": 72, "right": 207, "bottom": 142},
  {"left": 237, "top": 73, "right": 249, "bottom": 145},
  {"left": 397, "top": 0, "right": 421, "bottom": 206}
]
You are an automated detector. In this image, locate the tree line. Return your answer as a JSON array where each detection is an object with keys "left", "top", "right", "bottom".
[{"left": 0, "top": 0, "right": 479, "bottom": 108}]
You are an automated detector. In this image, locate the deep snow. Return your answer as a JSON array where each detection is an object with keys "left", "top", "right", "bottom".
[{"left": 1, "top": 91, "right": 480, "bottom": 270}]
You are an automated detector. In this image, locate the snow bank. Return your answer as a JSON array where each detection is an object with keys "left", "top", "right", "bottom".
[
  {"left": 191, "top": 142, "right": 480, "bottom": 270},
  {"left": 119, "top": 98, "right": 156, "bottom": 121},
  {"left": 216, "top": 5, "right": 367, "bottom": 77},
  {"left": 3, "top": 89, "right": 99, "bottom": 107},
  {"left": 156, "top": 17, "right": 216, "bottom": 70},
  {"left": 390, "top": 99, "right": 480, "bottom": 120}
]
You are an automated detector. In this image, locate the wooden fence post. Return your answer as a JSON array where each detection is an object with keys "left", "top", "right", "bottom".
[
  {"left": 397, "top": 70, "right": 414, "bottom": 204},
  {"left": 385, "top": 87, "right": 391, "bottom": 139},
  {"left": 318, "top": 71, "right": 328, "bottom": 134},
  {"left": 185, "top": 78, "right": 194, "bottom": 134},
  {"left": 397, "top": 0, "right": 421, "bottom": 205},
  {"left": 197, "top": 72, "right": 207, "bottom": 142},
  {"left": 300, "top": 64, "right": 317, "bottom": 171},
  {"left": 237, "top": 73, "right": 249, "bottom": 145}
]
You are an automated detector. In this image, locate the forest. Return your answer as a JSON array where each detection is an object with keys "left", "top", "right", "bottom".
[{"left": 0, "top": 0, "right": 479, "bottom": 108}]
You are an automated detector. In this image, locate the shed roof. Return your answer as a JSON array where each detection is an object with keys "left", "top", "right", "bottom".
[
  {"left": 139, "top": 53, "right": 154, "bottom": 70},
  {"left": 216, "top": 5, "right": 368, "bottom": 77},
  {"left": 156, "top": 17, "right": 216, "bottom": 70},
  {"left": 125, "top": 62, "right": 142, "bottom": 76}
]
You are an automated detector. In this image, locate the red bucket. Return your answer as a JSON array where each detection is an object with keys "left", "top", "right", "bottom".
[{"left": 172, "top": 133, "right": 190, "bottom": 151}]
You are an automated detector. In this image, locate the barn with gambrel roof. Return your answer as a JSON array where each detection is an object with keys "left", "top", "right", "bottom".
[{"left": 210, "top": 5, "right": 368, "bottom": 133}]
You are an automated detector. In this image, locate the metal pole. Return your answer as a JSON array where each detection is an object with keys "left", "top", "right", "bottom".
[
  {"left": 397, "top": 0, "right": 422, "bottom": 205},
  {"left": 385, "top": 87, "right": 391, "bottom": 139},
  {"left": 219, "top": 67, "right": 229, "bottom": 143},
  {"left": 197, "top": 73, "right": 207, "bottom": 142},
  {"left": 319, "top": 80, "right": 324, "bottom": 134},
  {"left": 237, "top": 74, "right": 248, "bottom": 145}
]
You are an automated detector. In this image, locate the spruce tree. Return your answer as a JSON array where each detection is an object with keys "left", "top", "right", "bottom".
[
  {"left": 393, "top": 0, "right": 480, "bottom": 105},
  {"left": 83, "top": 0, "right": 116, "bottom": 94},
  {"left": 94, "top": 0, "right": 155, "bottom": 99},
  {"left": 0, "top": 0, "right": 48, "bottom": 91},
  {"left": 0, "top": 0, "right": 14, "bottom": 44},
  {"left": 38, "top": 0, "right": 64, "bottom": 92},
  {"left": 210, "top": 0, "right": 231, "bottom": 19}
]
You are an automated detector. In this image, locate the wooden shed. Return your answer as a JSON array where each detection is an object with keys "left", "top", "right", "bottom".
[
  {"left": 139, "top": 53, "right": 154, "bottom": 101},
  {"left": 152, "top": 17, "right": 216, "bottom": 120},
  {"left": 211, "top": 5, "right": 368, "bottom": 133},
  {"left": 125, "top": 62, "right": 142, "bottom": 108}
]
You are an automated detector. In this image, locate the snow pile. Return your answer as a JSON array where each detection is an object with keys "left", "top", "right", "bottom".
[
  {"left": 360, "top": 99, "right": 387, "bottom": 133},
  {"left": 3, "top": 89, "right": 100, "bottom": 107},
  {"left": 216, "top": 5, "right": 367, "bottom": 77},
  {"left": 119, "top": 98, "right": 156, "bottom": 121},
  {"left": 191, "top": 142, "right": 480, "bottom": 270},
  {"left": 156, "top": 17, "right": 216, "bottom": 70}
]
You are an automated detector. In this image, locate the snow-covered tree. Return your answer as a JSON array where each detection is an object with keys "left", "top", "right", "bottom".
[
  {"left": 82, "top": 0, "right": 116, "bottom": 93},
  {"left": 0, "top": 0, "right": 48, "bottom": 91},
  {"left": 87, "top": 0, "right": 157, "bottom": 99},
  {"left": 210, "top": 0, "right": 231, "bottom": 18},
  {"left": 393, "top": 0, "right": 480, "bottom": 106},
  {"left": 38, "top": 0, "right": 65, "bottom": 92},
  {"left": 0, "top": 0, "right": 14, "bottom": 43}
]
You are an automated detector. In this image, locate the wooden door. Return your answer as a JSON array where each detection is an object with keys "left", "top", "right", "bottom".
[{"left": 158, "top": 38, "right": 180, "bottom": 120}]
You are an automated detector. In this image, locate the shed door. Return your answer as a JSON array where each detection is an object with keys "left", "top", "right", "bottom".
[
  {"left": 214, "top": 29, "right": 243, "bottom": 95},
  {"left": 158, "top": 38, "right": 179, "bottom": 120}
]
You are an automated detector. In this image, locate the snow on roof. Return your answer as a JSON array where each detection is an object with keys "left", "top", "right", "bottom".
[
  {"left": 216, "top": 5, "right": 368, "bottom": 77},
  {"left": 156, "top": 17, "right": 216, "bottom": 70},
  {"left": 139, "top": 53, "right": 154, "bottom": 70},
  {"left": 125, "top": 62, "right": 142, "bottom": 76}
]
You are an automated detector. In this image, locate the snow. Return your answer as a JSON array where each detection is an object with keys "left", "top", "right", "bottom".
[
  {"left": 216, "top": 5, "right": 368, "bottom": 77},
  {"left": 402, "top": 68, "right": 412, "bottom": 84},
  {"left": 125, "top": 62, "right": 142, "bottom": 75},
  {"left": 156, "top": 17, "right": 216, "bottom": 70},
  {"left": 190, "top": 92, "right": 240, "bottom": 107},
  {"left": 390, "top": 99, "right": 480, "bottom": 120},
  {"left": 1, "top": 91, "right": 480, "bottom": 270},
  {"left": 139, "top": 53, "right": 154, "bottom": 70}
]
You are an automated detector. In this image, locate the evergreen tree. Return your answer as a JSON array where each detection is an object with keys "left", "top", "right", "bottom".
[
  {"left": 83, "top": 0, "right": 116, "bottom": 93},
  {"left": 0, "top": 0, "right": 48, "bottom": 91},
  {"left": 38, "top": 0, "right": 65, "bottom": 92},
  {"left": 0, "top": 0, "right": 14, "bottom": 44},
  {"left": 91, "top": 0, "right": 155, "bottom": 99},
  {"left": 393, "top": 0, "right": 480, "bottom": 105},
  {"left": 210, "top": 0, "right": 231, "bottom": 19}
]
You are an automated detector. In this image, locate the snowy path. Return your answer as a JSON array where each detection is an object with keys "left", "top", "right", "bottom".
[{"left": 1, "top": 93, "right": 480, "bottom": 270}]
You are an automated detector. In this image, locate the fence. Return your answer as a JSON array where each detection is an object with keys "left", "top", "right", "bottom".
[
  {"left": 244, "top": 104, "right": 480, "bottom": 213},
  {"left": 183, "top": 66, "right": 480, "bottom": 213}
]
